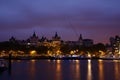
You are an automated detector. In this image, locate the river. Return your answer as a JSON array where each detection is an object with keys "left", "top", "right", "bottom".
[{"left": 0, "top": 59, "right": 120, "bottom": 80}]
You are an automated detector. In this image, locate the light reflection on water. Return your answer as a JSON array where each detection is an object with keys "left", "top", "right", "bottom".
[
  {"left": 114, "top": 60, "right": 119, "bottom": 80},
  {"left": 29, "top": 60, "right": 36, "bottom": 80},
  {"left": 56, "top": 60, "right": 62, "bottom": 80},
  {"left": 98, "top": 60, "right": 104, "bottom": 80},
  {"left": 75, "top": 60, "right": 80, "bottom": 80},
  {"left": 0, "top": 60, "right": 120, "bottom": 80},
  {"left": 87, "top": 60, "right": 92, "bottom": 80}
]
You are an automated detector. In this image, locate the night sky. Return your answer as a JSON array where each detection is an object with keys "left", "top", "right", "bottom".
[{"left": 0, "top": 0, "right": 120, "bottom": 44}]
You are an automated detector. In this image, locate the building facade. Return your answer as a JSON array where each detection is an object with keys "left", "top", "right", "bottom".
[{"left": 109, "top": 35, "right": 120, "bottom": 55}]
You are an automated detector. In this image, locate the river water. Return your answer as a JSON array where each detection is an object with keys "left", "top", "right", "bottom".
[{"left": 0, "top": 59, "right": 120, "bottom": 80}]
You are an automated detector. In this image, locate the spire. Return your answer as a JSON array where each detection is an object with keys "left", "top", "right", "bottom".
[
  {"left": 33, "top": 31, "right": 36, "bottom": 37},
  {"left": 78, "top": 34, "right": 83, "bottom": 46},
  {"left": 52, "top": 32, "right": 60, "bottom": 41},
  {"left": 55, "top": 32, "right": 58, "bottom": 38},
  {"left": 9, "top": 36, "right": 16, "bottom": 43},
  {"left": 31, "top": 31, "right": 38, "bottom": 38},
  {"left": 79, "top": 34, "right": 83, "bottom": 41}
]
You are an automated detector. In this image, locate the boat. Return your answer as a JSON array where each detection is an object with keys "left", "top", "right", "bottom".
[{"left": 0, "top": 59, "right": 7, "bottom": 72}]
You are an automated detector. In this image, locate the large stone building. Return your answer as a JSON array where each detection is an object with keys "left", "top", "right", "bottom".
[
  {"left": 83, "top": 39, "right": 93, "bottom": 47},
  {"left": 27, "top": 32, "right": 40, "bottom": 46},
  {"left": 9, "top": 32, "right": 94, "bottom": 50},
  {"left": 65, "top": 34, "right": 94, "bottom": 47},
  {"left": 51, "top": 32, "right": 61, "bottom": 55},
  {"left": 52, "top": 32, "right": 61, "bottom": 47}
]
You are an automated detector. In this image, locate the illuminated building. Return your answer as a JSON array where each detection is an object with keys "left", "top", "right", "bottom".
[
  {"left": 27, "top": 32, "right": 40, "bottom": 46},
  {"left": 39, "top": 36, "right": 51, "bottom": 47},
  {"left": 52, "top": 32, "right": 61, "bottom": 47},
  {"left": 109, "top": 35, "right": 120, "bottom": 55},
  {"left": 51, "top": 32, "right": 61, "bottom": 55}
]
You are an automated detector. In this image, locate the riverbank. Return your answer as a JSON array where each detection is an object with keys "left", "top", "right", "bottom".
[{"left": 1, "top": 56, "right": 120, "bottom": 60}]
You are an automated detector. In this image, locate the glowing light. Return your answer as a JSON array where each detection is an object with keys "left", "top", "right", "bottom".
[
  {"left": 17, "top": 60, "right": 21, "bottom": 62},
  {"left": 99, "top": 60, "right": 104, "bottom": 80},
  {"left": 47, "top": 60, "right": 51, "bottom": 62},
  {"left": 88, "top": 54, "right": 91, "bottom": 57},
  {"left": 30, "top": 50, "right": 37, "bottom": 55},
  {"left": 99, "top": 50, "right": 105, "bottom": 56},
  {"left": 75, "top": 60, "right": 79, "bottom": 64},
  {"left": 70, "top": 51, "right": 74, "bottom": 55},
  {"left": 31, "top": 59, "right": 36, "bottom": 62},
  {"left": 56, "top": 50, "right": 61, "bottom": 55},
  {"left": 87, "top": 51, "right": 91, "bottom": 58},
  {"left": 88, "top": 59, "right": 91, "bottom": 63},
  {"left": 75, "top": 60, "right": 80, "bottom": 79},
  {"left": 47, "top": 50, "right": 52, "bottom": 56},
  {"left": 56, "top": 60, "right": 62, "bottom": 80},
  {"left": 113, "top": 60, "right": 119, "bottom": 62},
  {"left": 27, "top": 43, "right": 31, "bottom": 45},
  {"left": 118, "top": 50, "right": 120, "bottom": 54},
  {"left": 114, "top": 61, "right": 119, "bottom": 80},
  {"left": 87, "top": 59, "right": 92, "bottom": 80},
  {"left": 56, "top": 60, "right": 61, "bottom": 64},
  {"left": 98, "top": 59, "right": 103, "bottom": 62}
]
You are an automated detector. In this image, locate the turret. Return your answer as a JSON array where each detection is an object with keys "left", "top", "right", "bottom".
[{"left": 78, "top": 34, "right": 83, "bottom": 46}]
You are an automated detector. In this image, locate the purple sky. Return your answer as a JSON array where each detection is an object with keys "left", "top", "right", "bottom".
[{"left": 0, "top": 0, "right": 120, "bottom": 44}]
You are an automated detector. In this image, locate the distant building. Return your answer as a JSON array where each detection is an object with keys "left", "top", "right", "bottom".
[
  {"left": 52, "top": 32, "right": 61, "bottom": 47},
  {"left": 40, "top": 36, "right": 51, "bottom": 47},
  {"left": 78, "top": 34, "right": 83, "bottom": 46},
  {"left": 9, "top": 36, "right": 17, "bottom": 43},
  {"left": 64, "top": 41, "right": 77, "bottom": 46},
  {"left": 51, "top": 32, "right": 61, "bottom": 55},
  {"left": 63, "top": 34, "right": 94, "bottom": 47},
  {"left": 83, "top": 39, "right": 93, "bottom": 47},
  {"left": 8, "top": 32, "right": 94, "bottom": 48},
  {"left": 9, "top": 36, "right": 26, "bottom": 45},
  {"left": 27, "top": 32, "right": 40, "bottom": 46},
  {"left": 109, "top": 35, "right": 120, "bottom": 55}
]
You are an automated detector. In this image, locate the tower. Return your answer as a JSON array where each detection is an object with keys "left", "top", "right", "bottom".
[
  {"left": 52, "top": 32, "right": 61, "bottom": 41},
  {"left": 78, "top": 34, "right": 83, "bottom": 46},
  {"left": 27, "top": 32, "right": 39, "bottom": 46},
  {"left": 51, "top": 32, "right": 61, "bottom": 55}
]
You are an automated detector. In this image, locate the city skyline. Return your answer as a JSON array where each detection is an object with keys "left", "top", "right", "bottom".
[{"left": 0, "top": 0, "right": 120, "bottom": 44}]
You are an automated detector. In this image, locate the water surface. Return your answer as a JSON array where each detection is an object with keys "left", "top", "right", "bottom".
[{"left": 0, "top": 59, "right": 120, "bottom": 80}]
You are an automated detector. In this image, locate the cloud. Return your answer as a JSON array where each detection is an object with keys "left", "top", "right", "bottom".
[{"left": 0, "top": 0, "right": 120, "bottom": 43}]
